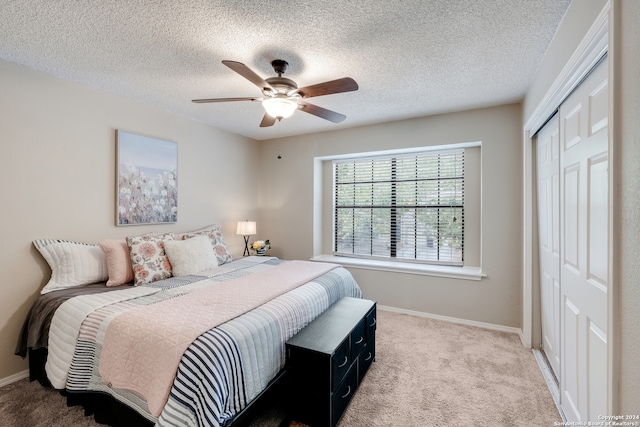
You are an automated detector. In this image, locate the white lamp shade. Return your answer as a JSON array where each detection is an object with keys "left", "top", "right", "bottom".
[
  {"left": 236, "top": 220, "right": 256, "bottom": 236},
  {"left": 262, "top": 97, "right": 298, "bottom": 119}
]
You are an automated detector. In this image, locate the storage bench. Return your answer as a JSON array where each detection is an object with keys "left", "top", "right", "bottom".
[{"left": 285, "top": 297, "right": 377, "bottom": 427}]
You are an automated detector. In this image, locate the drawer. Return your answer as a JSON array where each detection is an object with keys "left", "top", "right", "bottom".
[
  {"left": 331, "top": 337, "right": 351, "bottom": 391},
  {"left": 359, "top": 335, "right": 375, "bottom": 383},
  {"left": 350, "top": 319, "right": 366, "bottom": 360},
  {"left": 365, "top": 307, "right": 377, "bottom": 340},
  {"left": 331, "top": 362, "right": 358, "bottom": 427}
]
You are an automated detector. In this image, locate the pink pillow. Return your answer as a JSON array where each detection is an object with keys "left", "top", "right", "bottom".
[{"left": 99, "top": 239, "right": 134, "bottom": 287}]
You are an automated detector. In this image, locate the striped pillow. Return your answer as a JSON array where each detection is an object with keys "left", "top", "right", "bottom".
[{"left": 33, "top": 239, "right": 108, "bottom": 294}]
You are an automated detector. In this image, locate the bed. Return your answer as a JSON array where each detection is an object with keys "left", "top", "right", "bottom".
[{"left": 15, "top": 227, "right": 362, "bottom": 427}]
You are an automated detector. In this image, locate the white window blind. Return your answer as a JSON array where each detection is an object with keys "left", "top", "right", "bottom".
[{"left": 333, "top": 149, "right": 464, "bottom": 266}]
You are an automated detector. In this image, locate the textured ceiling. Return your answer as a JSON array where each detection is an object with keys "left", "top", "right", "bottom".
[{"left": 0, "top": 0, "right": 571, "bottom": 140}]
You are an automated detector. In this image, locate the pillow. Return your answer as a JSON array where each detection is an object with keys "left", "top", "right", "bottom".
[
  {"left": 127, "top": 233, "right": 174, "bottom": 285},
  {"left": 164, "top": 235, "right": 218, "bottom": 277},
  {"left": 182, "top": 224, "right": 233, "bottom": 265},
  {"left": 33, "top": 239, "right": 108, "bottom": 294},
  {"left": 99, "top": 239, "right": 134, "bottom": 287}
]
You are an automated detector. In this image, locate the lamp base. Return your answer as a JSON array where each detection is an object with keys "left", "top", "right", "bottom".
[{"left": 243, "top": 235, "right": 251, "bottom": 256}]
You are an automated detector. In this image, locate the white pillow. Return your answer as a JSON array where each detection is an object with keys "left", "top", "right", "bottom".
[
  {"left": 181, "top": 224, "right": 233, "bottom": 265},
  {"left": 164, "top": 235, "right": 218, "bottom": 277},
  {"left": 34, "top": 239, "right": 108, "bottom": 294}
]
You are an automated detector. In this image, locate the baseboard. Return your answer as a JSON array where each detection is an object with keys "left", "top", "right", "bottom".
[
  {"left": 378, "top": 305, "right": 522, "bottom": 335},
  {"left": 518, "top": 329, "right": 529, "bottom": 348},
  {"left": 0, "top": 370, "right": 29, "bottom": 388}
]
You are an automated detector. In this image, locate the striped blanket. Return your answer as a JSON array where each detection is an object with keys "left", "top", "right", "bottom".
[{"left": 50, "top": 257, "right": 362, "bottom": 426}]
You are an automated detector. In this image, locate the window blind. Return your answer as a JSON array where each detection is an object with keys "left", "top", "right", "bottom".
[{"left": 333, "top": 149, "right": 464, "bottom": 266}]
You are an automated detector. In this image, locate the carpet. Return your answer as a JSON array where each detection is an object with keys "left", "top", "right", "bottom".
[
  {"left": 340, "top": 310, "right": 561, "bottom": 426},
  {"left": 0, "top": 309, "right": 560, "bottom": 426}
]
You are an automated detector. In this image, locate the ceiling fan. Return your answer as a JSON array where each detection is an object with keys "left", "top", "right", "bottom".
[{"left": 192, "top": 59, "right": 359, "bottom": 127}]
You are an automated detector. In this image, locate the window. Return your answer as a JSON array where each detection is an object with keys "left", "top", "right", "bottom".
[{"left": 333, "top": 149, "right": 464, "bottom": 266}]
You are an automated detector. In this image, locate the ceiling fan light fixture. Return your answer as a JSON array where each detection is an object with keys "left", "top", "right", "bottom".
[
  {"left": 262, "top": 96, "right": 298, "bottom": 120},
  {"left": 193, "top": 60, "right": 358, "bottom": 127}
]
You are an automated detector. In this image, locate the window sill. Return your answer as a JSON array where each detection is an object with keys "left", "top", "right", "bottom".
[{"left": 310, "top": 254, "right": 486, "bottom": 281}]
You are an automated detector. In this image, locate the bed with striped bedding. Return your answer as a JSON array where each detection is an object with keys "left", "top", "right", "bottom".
[{"left": 44, "top": 256, "right": 362, "bottom": 427}]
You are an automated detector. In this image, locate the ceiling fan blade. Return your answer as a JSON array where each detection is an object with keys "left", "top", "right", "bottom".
[
  {"left": 222, "top": 60, "right": 274, "bottom": 92},
  {"left": 192, "top": 97, "right": 260, "bottom": 103},
  {"left": 296, "top": 77, "right": 358, "bottom": 98},
  {"left": 259, "top": 114, "right": 277, "bottom": 127},
  {"left": 298, "top": 101, "right": 346, "bottom": 123}
]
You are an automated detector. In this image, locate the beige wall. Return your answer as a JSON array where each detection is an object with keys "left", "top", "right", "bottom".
[
  {"left": 259, "top": 104, "right": 523, "bottom": 328},
  {"left": 0, "top": 59, "right": 260, "bottom": 380},
  {"left": 523, "top": 0, "right": 609, "bottom": 120},
  {"left": 615, "top": 0, "right": 640, "bottom": 415}
]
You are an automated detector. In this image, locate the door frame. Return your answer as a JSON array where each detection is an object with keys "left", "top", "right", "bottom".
[{"left": 521, "top": 0, "right": 617, "bottom": 415}]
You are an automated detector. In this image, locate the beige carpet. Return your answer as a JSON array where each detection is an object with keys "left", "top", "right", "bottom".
[
  {"left": 0, "top": 309, "right": 560, "bottom": 426},
  {"left": 340, "top": 310, "right": 561, "bottom": 426}
]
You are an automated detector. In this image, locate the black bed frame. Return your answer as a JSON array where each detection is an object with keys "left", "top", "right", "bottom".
[{"left": 28, "top": 348, "right": 288, "bottom": 427}]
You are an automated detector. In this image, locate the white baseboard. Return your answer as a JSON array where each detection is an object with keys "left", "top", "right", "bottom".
[
  {"left": 0, "top": 370, "right": 29, "bottom": 388},
  {"left": 378, "top": 305, "right": 522, "bottom": 335},
  {"left": 518, "top": 329, "right": 529, "bottom": 348}
]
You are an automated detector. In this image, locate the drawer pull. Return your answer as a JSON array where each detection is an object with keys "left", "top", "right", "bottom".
[
  {"left": 369, "top": 318, "right": 376, "bottom": 327},
  {"left": 355, "top": 336, "right": 364, "bottom": 345},
  {"left": 341, "top": 386, "right": 351, "bottom": 399},
  {"left": 338, "top": 355, "right": 348, "bottom": 368},
  {"left": 364, "top": 352, "right": 372, "bottom": 361}
]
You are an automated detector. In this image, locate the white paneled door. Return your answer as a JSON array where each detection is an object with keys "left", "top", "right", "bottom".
[
  {"left": 537, "top": 113, "right": 561, "bottom": 379},
  {"left": 559, "top": 55, "right": 609, "bottom": 422},
  {"left": 537, "top": 55, "right": 609, "bottom": 422}
]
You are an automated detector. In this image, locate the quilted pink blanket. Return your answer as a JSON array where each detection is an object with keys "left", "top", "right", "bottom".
[{"left": 99, "top": 260, "right": 337, "bottom": 416}]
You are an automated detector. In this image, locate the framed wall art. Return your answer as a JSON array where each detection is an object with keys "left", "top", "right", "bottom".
[{"left": 116, "top": 130, "right": 178, "bottom": 226}]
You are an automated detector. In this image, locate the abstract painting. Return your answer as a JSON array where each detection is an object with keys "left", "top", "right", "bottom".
[{"left": 116, "top": 130, "right": 178, "bottom": 225}]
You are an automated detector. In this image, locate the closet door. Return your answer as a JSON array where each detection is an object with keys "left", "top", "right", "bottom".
[
  {"left": 536, "top": 113, "right": 561, "bottom": 379},
  {"left": 559, "top": 55, "right": 609, "bottom": 422}
]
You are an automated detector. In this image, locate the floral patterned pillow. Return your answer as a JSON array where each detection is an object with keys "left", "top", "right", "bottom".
[
  {"left": 126, "top": 233, "right": 174, "bottom": 285},
  {"left": 182, "top": 225, "right": 233, "bottom": 265}
]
